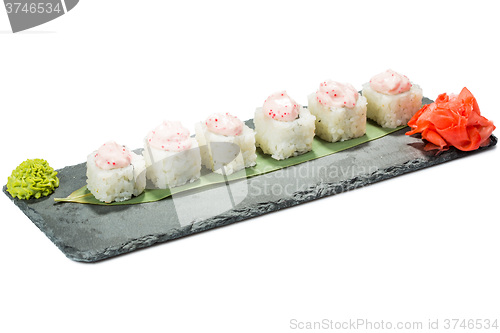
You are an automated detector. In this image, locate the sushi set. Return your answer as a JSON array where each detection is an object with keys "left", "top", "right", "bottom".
[{"left": 4, "top": 70, "right": 497, "bottom": 262}]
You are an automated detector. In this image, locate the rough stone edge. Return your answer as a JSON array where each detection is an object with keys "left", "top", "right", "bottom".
[{"left": 3, "top": 135, "right": 497, "bottom": 262}]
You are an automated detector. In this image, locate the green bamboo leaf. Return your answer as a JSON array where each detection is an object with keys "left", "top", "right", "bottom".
[{"left": 54, "top": 120, "right": 408, "bottom": 205}]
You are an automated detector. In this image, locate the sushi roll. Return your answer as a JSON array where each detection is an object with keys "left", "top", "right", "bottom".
[
  {"left": 86, "top": 141, "right": 146, "bottom": 203},
  {"left": 254, "top": 91, "right": 316, "bottom": 160},
  {"left": 307, "top": 81, "right": 367, "bottom": 143},
  {"left": 362, "top": 69, "right": 423, "bottom": 128},
  {"left": 195, "top": 112, "right": 256, "bottom": 175},
  {"left": 143, "top": 121, "right": 201, "bottom": 189}
]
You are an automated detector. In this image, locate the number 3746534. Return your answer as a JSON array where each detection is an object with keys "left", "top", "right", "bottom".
[
  {"left": 5, "top": 2, "right": 62, "bottom": 14},
  {"left": 443, "top": 319, "right": 499, "bottom": 330}
]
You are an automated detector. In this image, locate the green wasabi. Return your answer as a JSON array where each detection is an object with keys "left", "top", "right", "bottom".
[{"left": 7, "top": 159, "right": 59, "bottom": 200}]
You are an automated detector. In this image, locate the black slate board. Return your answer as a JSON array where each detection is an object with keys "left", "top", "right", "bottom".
[{"left": 3, "top": 129, "right": 497, "bottom": 262}]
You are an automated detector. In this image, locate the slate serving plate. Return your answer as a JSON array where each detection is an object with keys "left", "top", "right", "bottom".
[{"left": 3, "top": 127, "right": 497, "bottom": 262}]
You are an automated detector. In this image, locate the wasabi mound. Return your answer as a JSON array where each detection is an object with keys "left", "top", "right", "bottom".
[{"left": 7, "top": 159, "right": 59, "bottom": 200}]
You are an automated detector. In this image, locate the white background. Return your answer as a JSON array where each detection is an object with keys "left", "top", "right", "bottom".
[{"left": 1, "top": 1, "right": 498, "bottom": 332}]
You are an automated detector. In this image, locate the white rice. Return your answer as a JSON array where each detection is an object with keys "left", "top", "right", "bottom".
[
  {"left": 254, "top": 106, "right": 316, "bottom": 160},
  {"left": 142, "top": 138, "right": 201, "bottom": 189},
  {"left": 307, "top": 94, "right": 367, "bottom": 142},
  {"left": 362, "top": 83, "right": 423, "bottom": 128},
  {"left": 195, "top": 122, "right": 256, "bottom": 175},
  {"left": 86, "top": 152, "right": 146, "bottom": 203}
]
